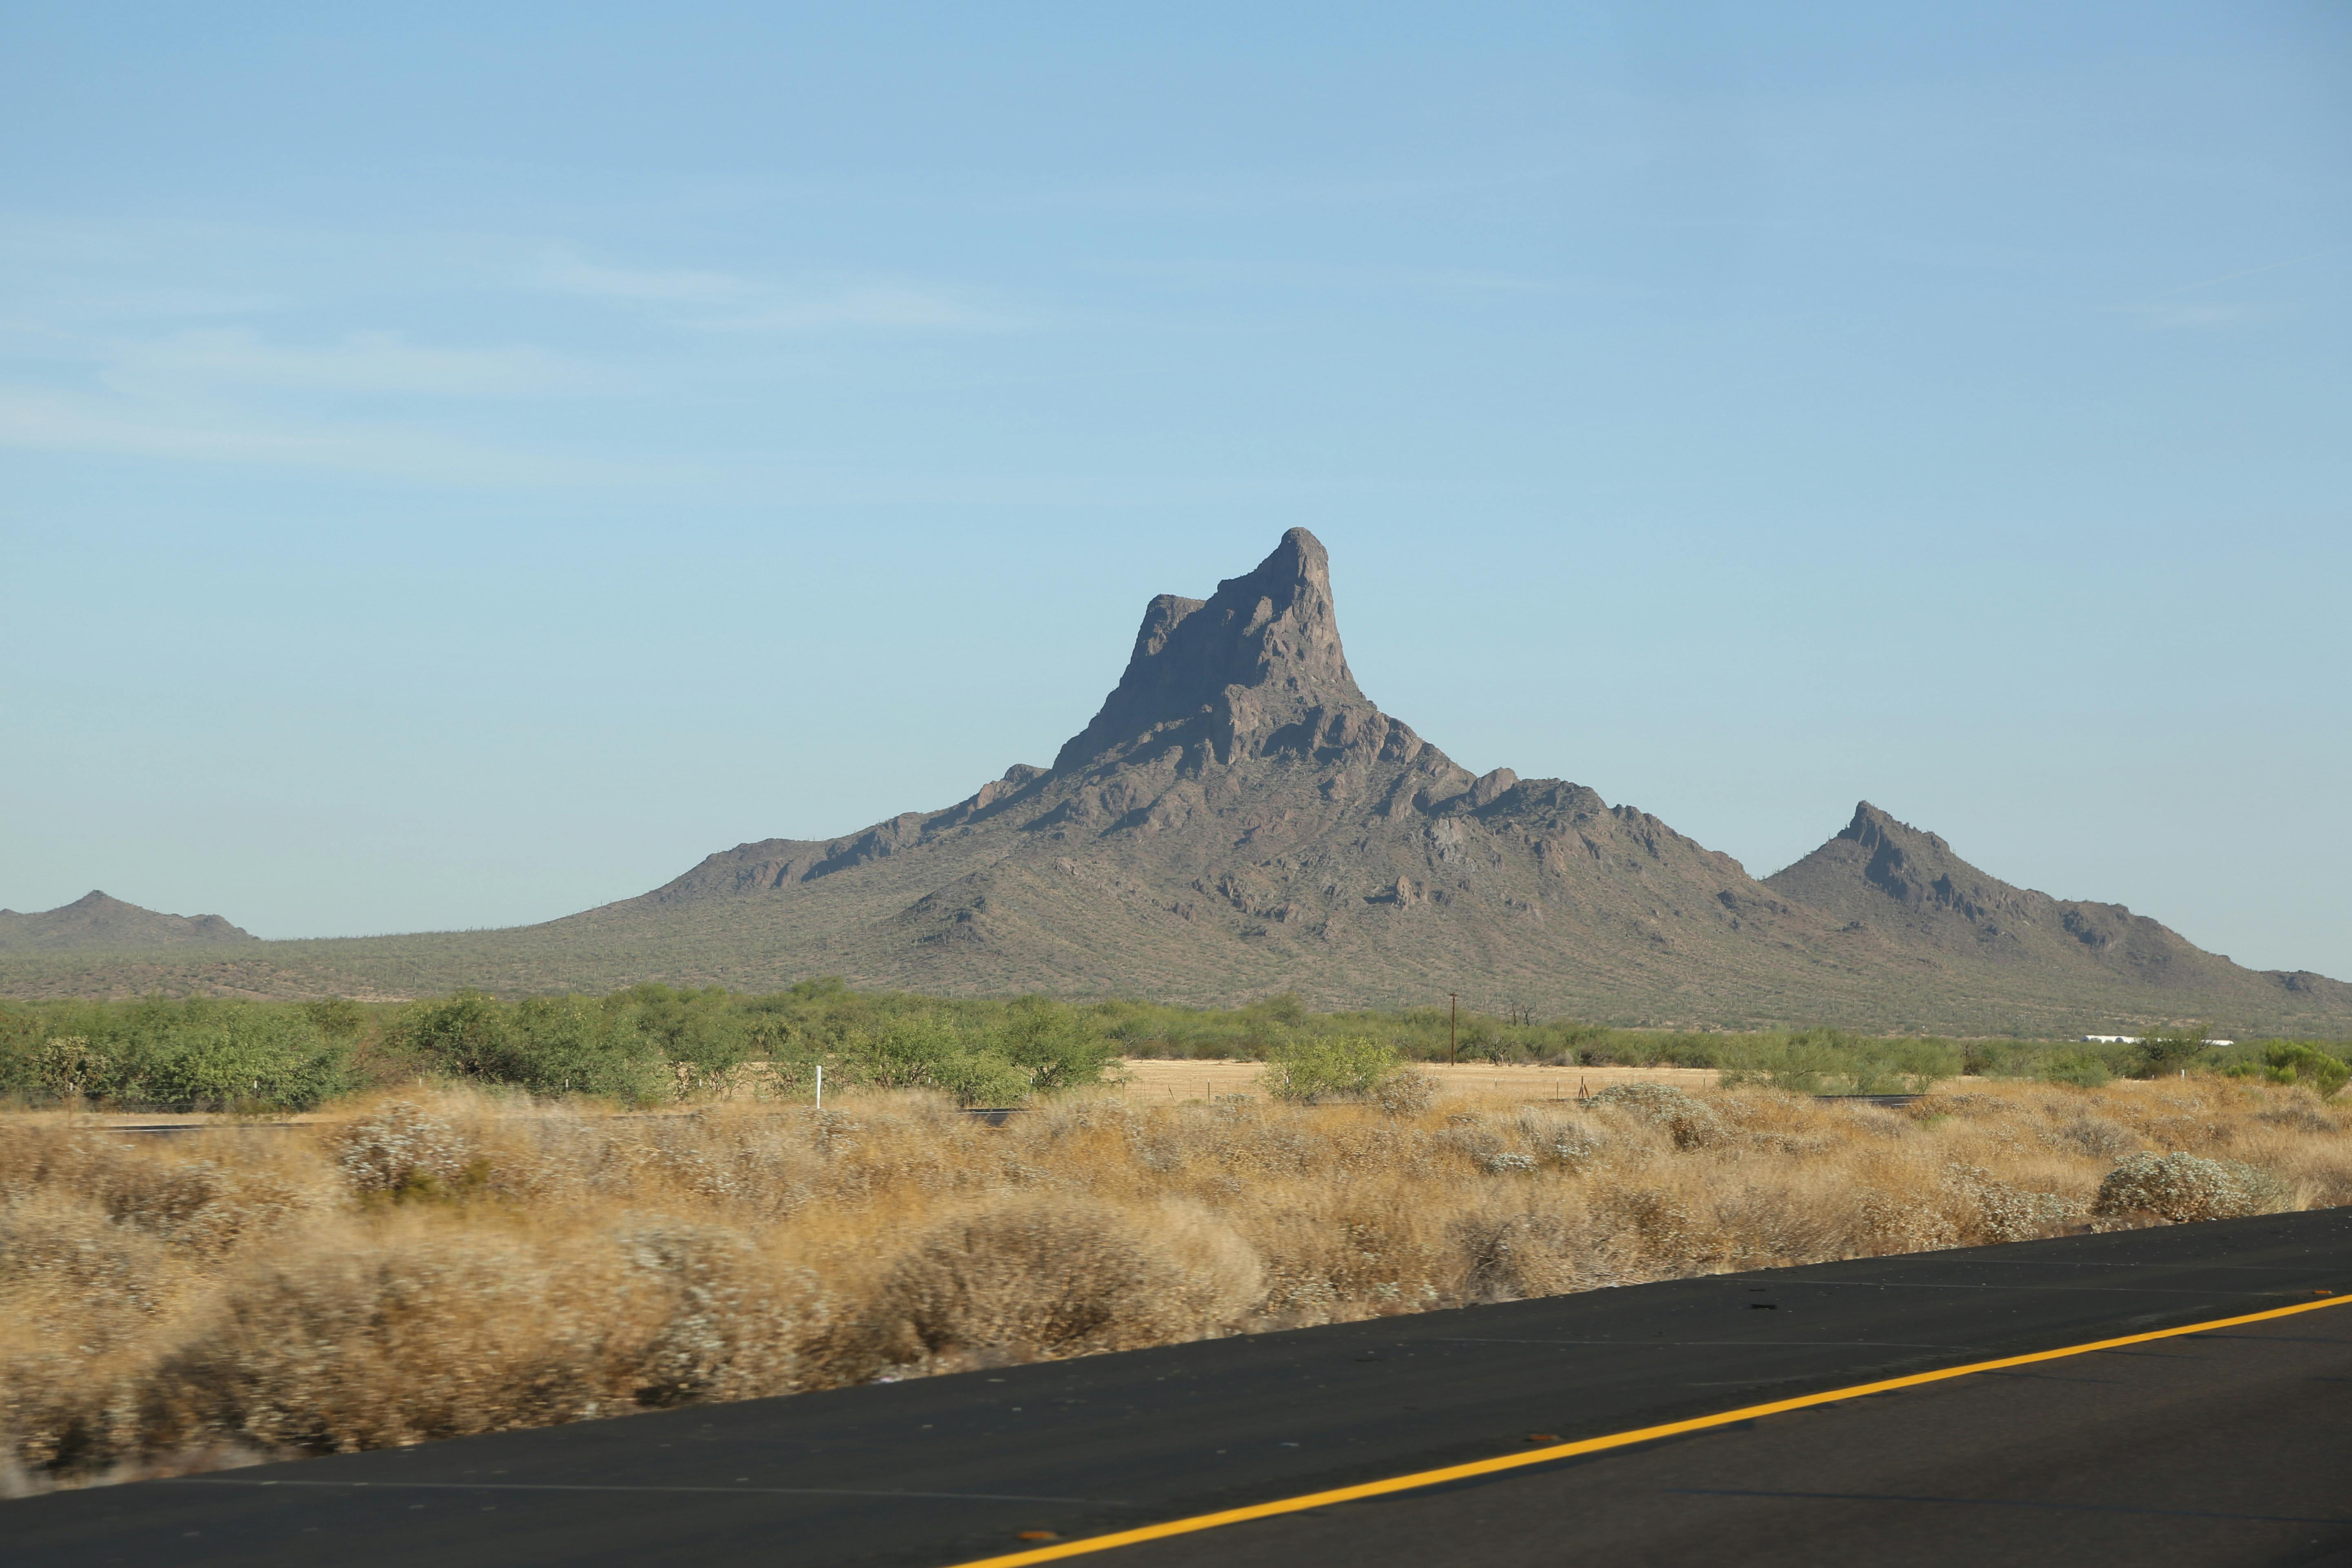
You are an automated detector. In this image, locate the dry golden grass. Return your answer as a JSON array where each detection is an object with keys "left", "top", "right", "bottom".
[
  {"left": 1114, "top": 1057, "right": 1720, "bottom": 1103},
  {"left": 4, "top": 1076, "right": 2348, "bottom": 1492}
]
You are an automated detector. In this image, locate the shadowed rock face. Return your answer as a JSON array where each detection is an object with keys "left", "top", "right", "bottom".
[{"left": 1053, "top": 528, "right": 1397, "bottom": 775}]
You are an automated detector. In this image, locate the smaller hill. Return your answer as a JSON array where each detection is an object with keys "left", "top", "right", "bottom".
[
  {"left": 1764, "top": 803, "right": 2350, "bottom": 1012},
  {"left": 0, "top": 891, "right": 257, "bottom": 953}
]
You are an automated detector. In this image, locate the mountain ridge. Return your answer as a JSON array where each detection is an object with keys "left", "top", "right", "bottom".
[
  {"left": 1764, "top": 802, "right": 2348, "bottom": 1006},
  {"left": 4, "top": 531, "right": 2345, "bottom": 1034},
  {"left": 517, "top": 529, "right": 2346, "bottom": 1031},
  {"left": 0, "top": 891, "right": 256, "bottom": 954}
]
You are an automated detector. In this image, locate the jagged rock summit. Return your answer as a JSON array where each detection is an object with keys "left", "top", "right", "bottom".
[
  {"left": 0, "top": 891, "right": 256, "bottom": 953},
  {"left": 1053, "top": 527, "right": 1403, "bottom": 775}
]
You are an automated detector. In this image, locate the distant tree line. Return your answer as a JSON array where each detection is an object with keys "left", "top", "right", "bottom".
[{"left": 0, "top": 982, "right": 2341, "bottom": 1113}]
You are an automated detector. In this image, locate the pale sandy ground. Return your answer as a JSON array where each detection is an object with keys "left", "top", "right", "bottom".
[
  {"left": 21, "top": 1109, "right": 346, "bottom": 1128},
  {"left": 1115, "top": 1057, "right": 1720, "bottom": 1104},
  {"left": 12, "top": 1069, "right": 2128, "bottom": 1135}
]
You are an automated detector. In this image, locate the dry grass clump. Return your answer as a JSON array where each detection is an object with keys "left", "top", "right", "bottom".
[
  {"left": 1586, "top": 1082, "right": 1730, "bottom": 1149},
  {"left": 852, "top": 1196, "right": 1261, "bottom": 1371},
  {"left": 3, "top": 1075, "right": 2348, "bottom": 1492},
  {"left": 2091, "top": 1152, "right": 2290, "bottom": 1224},
  {"left": 135, "top": 1214, "right": 824, "bottom": 1455}
]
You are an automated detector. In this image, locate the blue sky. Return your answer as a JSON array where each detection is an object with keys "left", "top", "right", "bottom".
[{"left": 4, "top": 3, "right": 2348, "bottom": 981}]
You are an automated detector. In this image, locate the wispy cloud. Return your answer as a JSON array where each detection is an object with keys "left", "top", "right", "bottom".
[
  {"left": 1082, "top": 256, "right": 1583, "bottom": 297},
  {"left": 0, "top": 220, "right": 1026, "bottom": 488},
  {"left": 2127, "top": 301, "right": 2265, "bottom": 331},
  {"left": 0, "top": 318, "right": 629, "bottom": 484},
  {"left": 2116, "top": 245, "right": 2348, "bottom": 332},
  {"left": 949, "top": 164, "right": 1572, "bottom": 220},
  {"left": 0, "top": 385, "right": 662, "bottom": 487},
  {"left": 531, "top": 250, "right": 1025, "bottom": 333},
  {"left": 2144, "top": 246, "right": 2350, "bottom": 301},
  {"left": 105, "top": 328, "right": 608, "bottom": 398},
  {"left": 704, "top": 284, "right": 1021, "bottom": 332},
  {"left": 534, "top": 255, "right": 752, "bottom": 305},
  {"left": 0, "top": 214, "right": 289, "bottom": 321}
]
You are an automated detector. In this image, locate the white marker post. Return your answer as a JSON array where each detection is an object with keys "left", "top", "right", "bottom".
[{"left": 815, "top": 1063, "right": 824, "bottom": 1111}]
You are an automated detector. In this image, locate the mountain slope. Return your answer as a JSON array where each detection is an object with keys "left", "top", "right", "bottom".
[
  {"left": 1764, "top": 803, "right": 2352, "bottom": 1017},
  {"left": 487, "top": 528, "right": 2342, "bottom": 1033},
  {"left": 537, "top": 528, "right": 1886, "bottom": 1020},
  {"left": 0, "top": 891, "right": 256, "bottom": 953},
  {"left": 4, "top": 531, "right": 2346, "bottom": 1036}
]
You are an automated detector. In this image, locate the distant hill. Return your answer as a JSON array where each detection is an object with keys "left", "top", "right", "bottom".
[
  {"left": 0, "top": 891, "right": 256, "bottom": 953},
  {"left": 4, "top": 532, "right": 2345, "bottom": 1038},
  {"left": 1764, "top": 804, "right": 2352, "bottom": 1025}
]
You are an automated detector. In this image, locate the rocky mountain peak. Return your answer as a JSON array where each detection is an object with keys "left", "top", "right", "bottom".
[
  {"left": 1052, "top": 528, "right": 1391, "bottom": 774},
  {"left": 1838, "top": 801, "right": 1949, "bottom": 857}
]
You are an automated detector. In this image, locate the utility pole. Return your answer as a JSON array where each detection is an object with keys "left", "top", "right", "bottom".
[{"left": 1449, "top": 993, "right": 1458, "bottom": 1067}]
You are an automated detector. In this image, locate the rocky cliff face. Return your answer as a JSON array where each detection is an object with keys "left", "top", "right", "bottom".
[{"left": 1052, "top": 527, "right": 1417, "bottom": 776}]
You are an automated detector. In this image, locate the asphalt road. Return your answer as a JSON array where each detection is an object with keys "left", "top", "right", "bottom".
[{"left": 13, "top": 1209, "right": 2352, "bottom": 1568}]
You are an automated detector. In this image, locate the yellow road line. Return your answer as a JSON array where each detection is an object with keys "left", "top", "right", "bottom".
[{"left": 946, "top": 1291, "right": 2352, "bottom": 1567}]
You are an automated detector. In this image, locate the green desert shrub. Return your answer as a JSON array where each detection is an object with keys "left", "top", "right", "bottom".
[
  {"left": 2034, "top": 1049, "right": 2114, "bottom": 1089},
  {"left": 509, "top": 996, "right": 676, "bottom": 1102},
  {"left": 389, "top": 988, "right": 775, "bottom": 1103},
  {"left": 835, "top": 1016, "right": 1035, "bottom": 1107},
  {"left": 2240, "top": 1042, "right": 2350, "bottom": 1099},
  {"left": 2127, "top": 1025, "right": 2212, "bottom": 1080},
  {"left": 390, "top": 991, "right": 515, "bottom": 1080},
  {"left": 369, "top": 986, "right": 1118, "bottom": 1108},
  {"left": 131, "top": 1011, "right": 352, "bottom": 1111},
  {"left": 24, "top": 984, "right": 2310, "bottom": 1115},
  {"left": 300, "top": 998, "right": 368, "bottom": 1038},
  {"left": 1716, "top": 1028, "right": 1956, "bottom": 1095},
  {"left": 389, "top": 992, "right": 671, "bottom": 1103},
  {"left": 1260, "top": 1034, "right": 1400, "bottom": 1103},
  {"left": 599, "top": 984, "right": 755, "bottom": 1091},
  {"left": 981, "top": 996, "right": 1123, "bottom": 1094},
  {"left": 30, "top": 1035, "right": 110, "bottom": 1100},
  {"left": 0, "top": 999, "right": 353, "bottom": 1111}
]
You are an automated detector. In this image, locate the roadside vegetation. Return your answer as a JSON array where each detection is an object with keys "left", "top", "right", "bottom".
[
  {"left": 5, "top": 1063, "right": 2352, "bottom": 1492},
  {"left": 5, "top": 986, "right": 2347, "bottom": 1492},
  {"left": 4, "top": 984, "right": 2341, "bottom": 1114},
  {"left": 0, "top": 984, "right": 1122, "bottom": 1114}
]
